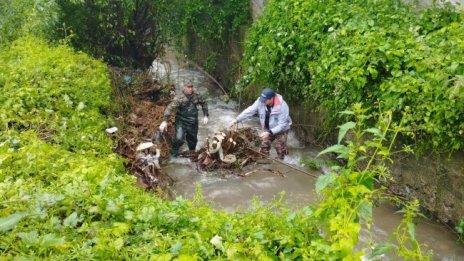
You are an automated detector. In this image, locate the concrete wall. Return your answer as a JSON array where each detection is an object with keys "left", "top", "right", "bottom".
[
  {"left": 250, "top": 0, "right": 265, "bottom": 19},
  {"left": 389, "top": 152, "right": 464, "bottom": 224}
]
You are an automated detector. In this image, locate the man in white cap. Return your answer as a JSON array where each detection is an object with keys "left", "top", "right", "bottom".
[
  {"left": 229, "top": 88, "right": 292, "bottom": 160},
  {"left": 159, "top": 83, "right": 209, "bottom": 158}
]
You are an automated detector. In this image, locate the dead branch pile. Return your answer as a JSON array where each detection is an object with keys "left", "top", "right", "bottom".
[
  {"left": 110, "top": 67, "right": 175, "bottom": 195},
  {"left": 181, "top": 128, "right": 266, "bottom": 171}
]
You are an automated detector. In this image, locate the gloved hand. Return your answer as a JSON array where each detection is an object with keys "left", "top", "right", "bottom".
[
  {"left": 202, "top": 116, "right": 208, "bottom": 124},
  {"left": 259, "top": 131, "right": 270, "bottom": 139},
  {"left": 228, "top": 119, "right": 238, "bottom": 129},
  {"left": 159, "top": 121, "right": 168, "bottom": 132}
]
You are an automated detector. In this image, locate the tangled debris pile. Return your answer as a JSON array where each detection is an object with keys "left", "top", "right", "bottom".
[
  {"left": 110, "top": 67, "right": 175, "bottom": 194},
  {"left": 110, "top": 67, "right": 286, "bottom": 193},
  {"left": 181, "top": 128, "right": 266, "bottom": 171}
]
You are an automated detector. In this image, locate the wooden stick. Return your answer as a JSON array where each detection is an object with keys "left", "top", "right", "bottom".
[
  {"left": 187, "top": 61, "right": 228, "bottom": 95},
  {"left": 244, "top": 146, "right": 320, "bottom": 179},
  {"left": 239, "top": 168, "right": 286, "bottom": 177}
]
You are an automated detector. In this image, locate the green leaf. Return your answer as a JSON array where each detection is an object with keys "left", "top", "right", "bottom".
[
  {"left": 315, "top": 173, "right": 336, "bottom": 194},
  {"left": 317, "top": 144, "right": 349, "bottom": 159},
  {"left": 113, "top": 238, "right": 124, "bottom": 250},
  {"left": 253, "top": 231, "right": 264, "bottom": 240},
  {"left": 0, "top": 212, "right": 29, "bottom": 232},
  {"left": 369, "top": 242, "right": 396, "bottom": 258},
  {"left": 303, "top": 206, "right": 313, "bottom": 216},
  {"left": 170, "top": 241, "right": 183, "bottom": 255},
  {"left": 364, "top": 128, "right": 383, "bottom": 138},
  {"left": 338, "top": 110, "right": 355, "bottom": 115},
  {"left": 106, "top": 200, "right": 121, "bottom": 213},
  {"left": 17, "top": 230, "right": 39, "bottom": 245},
  {"left": 153, "top": 254, "right": 173, "bottom": 261},
  {"left": 36, "top": 193, "right": 65, "bottom": 206},
  {"left": 338, "top": 121, "right": 356, "bottom": 144},
  {"left": 63, "top": 212, "right": 80, "bottom": 228},
  {"left": 357, "top": 201, "right": 372, "bottom": 221},
  {"left": 41, "top": 233, "right": 66, "bottom": 248},
  {"left": 407, "top": 222, "right": 416, "bottom": 240},
  {"left": 210, "top": 235, "right": 224, "bottom": 250}
]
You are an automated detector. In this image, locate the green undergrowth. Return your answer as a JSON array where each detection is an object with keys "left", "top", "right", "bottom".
[
  {"left": 0, "top": 37, "right": 429, "bottom": 259},
  {"left": 238, "top": 0, "right": 464, "bottom": 153},
  {"left": 0, "top": 36, "right": 113, "bottom": 155},
  {"left": 0, "top": 0, "right": 58, "bottom": 46}
]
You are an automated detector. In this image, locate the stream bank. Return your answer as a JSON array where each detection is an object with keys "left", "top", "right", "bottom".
[{"left": 146, "top": 55, "right": 464, "bottom": 259}]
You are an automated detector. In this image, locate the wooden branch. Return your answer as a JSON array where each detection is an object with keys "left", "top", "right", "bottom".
[
  {"left": 187, "top": 61, "right": 228, "bottom": 95},
  {"left": 239, "top": 168, "right": 286, "bottom": 177}
]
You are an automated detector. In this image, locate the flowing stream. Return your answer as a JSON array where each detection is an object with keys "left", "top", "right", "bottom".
[{"left": 152, "top": 59, "right": 464, "bottom": 260}]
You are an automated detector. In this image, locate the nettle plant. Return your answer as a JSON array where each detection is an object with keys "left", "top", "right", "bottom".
[
  {"left": 311, "top": 103, "right": 430, "bottom": 260},
  {"left": 238, "top": 0, "right": 464, "bottom": 153}
]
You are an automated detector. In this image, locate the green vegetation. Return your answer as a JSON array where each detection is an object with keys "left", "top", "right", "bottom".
[
  {"left": 165, "top": 0, "right": 250, "bottom": 72},
  {"left": 55, "top": 0, "right": 169, "bottom": 67},
  {"left": 238, "top": 0, "right": 464, "bottom": 153},
  {"left": 0, "top": 1, "right": 445, "bottom": 259},
  {"left": 0, "top": 0, "right": 250, "bottom": 76},
  {"left": 300, "top": 158, "right": 322, "bottom": 171},
  {"left": 313, "top": 104, "right": 430, "bottom": 260},
  {"left": 55, "top": 0, "right": 249, "bottom": 69},
  {"left": 0, "top": 0, "right": 58, "bottom": 45},
  {"left": 456, "top": 218, "right": 464, "bottom": 242},
  {"left": 0, "top": 36, "right": 428, "bottom": 259},
  {"left": 166, "top": 0, "right": 249, "bottom": 44},
  {"left": 0, "top": 37, "right": 113, "bottom": 154}
]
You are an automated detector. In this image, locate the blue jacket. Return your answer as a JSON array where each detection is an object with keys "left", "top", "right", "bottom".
[{"left": 236, "top": 94, "right": 292, "bottom": 134}]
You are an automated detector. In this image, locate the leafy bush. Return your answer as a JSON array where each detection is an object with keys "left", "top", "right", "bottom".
[
  {"left": 55, "top": 0, "right": 167, "bottom": 67},
  {"left": 0, "top": 0, "right": 59, "bottom": 45},
  {"left": 0, "top": 36, "right": 113, "bottom": 154},
  {"left": 238, "top": 0, "right": 464, "bottom": 152}
]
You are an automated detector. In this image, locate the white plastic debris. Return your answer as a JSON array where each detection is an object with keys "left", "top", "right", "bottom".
[
  {"left": 136, "top": 142, "right": 154, "bottom": 151},
  {"left": 137, "top": 148, "right": 161, "bottom": 170},
  {"left": 105, "top": 127, "right": 118, "bottom": 134},
  {"left": 210, "top": 235, "right": 224, "bottom": 250},
  {"left": 222, "top": 154, "right": 237, "bottom": 164},
  {"left": 149, "top": 60, "right": 170, "bottom": 85}
]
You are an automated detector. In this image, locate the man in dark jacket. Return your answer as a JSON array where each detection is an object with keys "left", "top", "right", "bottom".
[{"left": 159, "top": 83, "right": 209, "bottom": 157}]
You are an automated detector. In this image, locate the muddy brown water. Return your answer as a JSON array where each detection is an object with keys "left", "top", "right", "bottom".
[{"left": 152, "top": 60, "right": 464, "bottom": 260}]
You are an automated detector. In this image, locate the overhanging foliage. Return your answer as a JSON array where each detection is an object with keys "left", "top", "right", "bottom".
[{"left": 239, "top": 0, "right": 464, "bottom": 153}]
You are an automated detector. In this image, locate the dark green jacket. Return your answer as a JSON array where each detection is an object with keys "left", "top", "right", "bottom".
[{"left": 163, "top": 91, "right": 208, "bottom": 124}]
